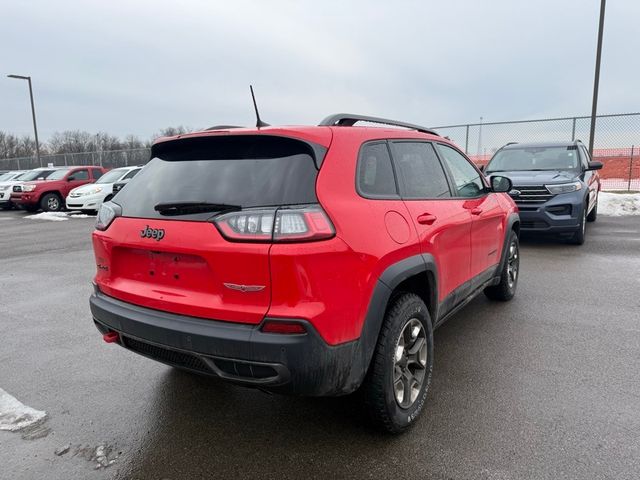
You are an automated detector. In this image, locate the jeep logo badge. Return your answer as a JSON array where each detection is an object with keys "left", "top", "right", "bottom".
[{"left": 140, "top": 225, "right": 165, "bottom": 241}]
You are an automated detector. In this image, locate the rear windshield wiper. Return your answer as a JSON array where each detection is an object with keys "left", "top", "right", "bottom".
[{"left": 154, "top": 201, "right": 242, "bottom": 216}]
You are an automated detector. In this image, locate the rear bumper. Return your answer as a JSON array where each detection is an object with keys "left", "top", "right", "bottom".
[{"left": 89, "top": 288, "right": 358, "bottom": 396}]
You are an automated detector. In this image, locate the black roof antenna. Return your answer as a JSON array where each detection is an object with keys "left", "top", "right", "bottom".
[{"left": 250, "top": 85, "right": 270, "bottom": 128}]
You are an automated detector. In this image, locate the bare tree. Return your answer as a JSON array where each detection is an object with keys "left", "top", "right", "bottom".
[
  {"left": 123, "top": 134, "right": 144, "bottom": 150},
  {"left": 0, "top": 126, "right": 196, "bottom": 160},
  {"left": 0, "top": 131, "right": 43, "bottom": 159}
]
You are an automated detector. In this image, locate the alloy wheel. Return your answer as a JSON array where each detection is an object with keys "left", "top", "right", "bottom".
[
  {"left": 393, "top": 318, "right": 428, "bottom": 409},
  {"left": 507, "top": 240, "right": 519, "bottom": 288},
  {"left": 48, "top": 196, "right": 60, "bottom": 211}
]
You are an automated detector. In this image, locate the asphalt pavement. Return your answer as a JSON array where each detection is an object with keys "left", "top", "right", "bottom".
[{"left": 1, "top": 210, "right": 639, "bottom": 480}]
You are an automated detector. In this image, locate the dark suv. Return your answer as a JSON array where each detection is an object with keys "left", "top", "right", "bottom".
[
  {"left": 484, "top": 141, "right": 602, "bottom": 244},
  {"left": 90, "top": 114, "right": 520, "bottom": 432}
]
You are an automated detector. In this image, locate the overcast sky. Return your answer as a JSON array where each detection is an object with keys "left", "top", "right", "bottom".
[{"left": 1, "top": 0, "right": 638, "bottom": 141}]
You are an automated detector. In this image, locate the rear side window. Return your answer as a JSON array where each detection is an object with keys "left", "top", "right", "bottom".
[
  {"left": 71, "top": 169, "right": 89, "bottom": 181},
  {"left": 122, "top": 169, "right": 140, "bottom": 180},
  {"left": 391, "top": 142, "right": 451, "bottom": 198},
  {"left": 92, "top": 168, "right": 104, "bottom": 180},
  {"left": 357, "top": 143, "right": 397, "bottom": 197},
  {"left": 114, "top": 135, "right": 322, "bottom": 221},
  {"left": 435, "top": 144, "right": 485, "bottom": 198}
]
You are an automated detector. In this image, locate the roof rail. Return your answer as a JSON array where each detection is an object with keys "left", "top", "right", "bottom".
[
  {"left": 205, "top": 125, "right": 242, "bottom": 131},
  {"left": 319, "top": 113, "right": 439, "bottom": 136}
]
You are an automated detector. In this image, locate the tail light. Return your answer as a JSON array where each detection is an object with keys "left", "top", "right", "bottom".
[
  {"left": 96, "top": 202, "right": 121, "bottom": 231},
  {"left": 214, "top": 204, "right": 335, "bottom": 243}
]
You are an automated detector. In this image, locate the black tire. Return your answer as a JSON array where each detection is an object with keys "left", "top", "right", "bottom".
[
  {"left": 569, "top": 208, "right": 587, "bottom": 245},
  {"left": 40, "top": 193, "right": 63, "bottom": 212},
  {"left": 586, "top": 199, "right": 597, "bottom": 222},
  {"left": 484, "top": 230, "right": 519, "bottom": 301},
  {"left": 362, "top": 293, "right": 434, "bottom": 433}
]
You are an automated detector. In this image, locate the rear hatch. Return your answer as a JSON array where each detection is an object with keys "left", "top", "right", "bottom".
[{"left": 93, "top": 133, "right": 328, "bottom": 324}]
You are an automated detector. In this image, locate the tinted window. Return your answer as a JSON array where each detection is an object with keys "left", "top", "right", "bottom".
[
  {"left": 122, "top": 168, "right": 140, "bottom": 180},
  {"left": 357, "top": 143, "right": 397, "bottom": 197},
  {"left": 114, "top": 135, "right": 321, "bottom": 221},
  {"left": 436, "top": 144, "right": 484, "bottom": 198},
  {"left": 486, "top": 146, "right": 580, "bottom": 173},
  {"left": 392, "top": 142, "right": 450, "bottom": 198},
  {"left": 92, "top": 168, "right": 104, "bottom": 180},
  {"left": 71, "top": 169, "right": 89, "bottom": 181}
]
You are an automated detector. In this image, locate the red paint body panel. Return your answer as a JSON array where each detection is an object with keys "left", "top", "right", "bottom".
[
  {"left": 93, "top": 217, "right": 271, "bottom": 323},
  {"left": 92, "top": 125, "right": 518, "bottom": 347}
]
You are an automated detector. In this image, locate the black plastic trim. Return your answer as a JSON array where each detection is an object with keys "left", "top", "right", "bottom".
[{"left": 90, "top": 290, "right": 356, "bottom": 396}]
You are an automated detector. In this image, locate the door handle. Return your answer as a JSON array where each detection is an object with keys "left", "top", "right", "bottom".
[
  {"left": 470, "top": 207, "right": 483, "bottom": 215},
  {"left": 417, "top": 213, "right": 437, "bottom": 225}
]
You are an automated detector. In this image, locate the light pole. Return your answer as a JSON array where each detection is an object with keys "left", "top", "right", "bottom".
[
  {"left": 7, "top": 74, "right": 42, "bottom": 166},
  {"left": 588, "top": 0, "right": 606, "bottom": 157}
]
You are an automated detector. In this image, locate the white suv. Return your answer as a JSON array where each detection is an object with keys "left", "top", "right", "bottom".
[
  {"left": 66, "top": 166, "right": 141, "bottom": 213},
  {"left": 0, "top": 170, "right": 26, "bottom": 209}
]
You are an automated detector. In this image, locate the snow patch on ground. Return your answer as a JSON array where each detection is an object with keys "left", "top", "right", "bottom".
[
  {"left": 0, "top": 388, "right": 47, "bottom": 431},
  {"left": 25, "top": 212, "right": 92, "bottom": 221},
  {"left": 598, "top": 192, "right": 640, "bottom": 216}
]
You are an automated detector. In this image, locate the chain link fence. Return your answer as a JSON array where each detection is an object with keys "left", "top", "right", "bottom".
[
  {"left": 433, "top": 112, "right": 640, "bottom": 191},
  {"left": 2, "top": 113, "right": 639, "bottom": 191},
  {"left": 0, "top": 148, "right": 150, "bottom": 171}
]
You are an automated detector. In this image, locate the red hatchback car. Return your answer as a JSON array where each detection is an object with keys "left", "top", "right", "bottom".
[{"left": 90, "top": 114, "right": 520, "bottom": 432}]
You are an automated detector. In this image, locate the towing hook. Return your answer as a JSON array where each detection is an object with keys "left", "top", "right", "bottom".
[{"left": 103, "top": 331, "right": 120, "bottom": 343}]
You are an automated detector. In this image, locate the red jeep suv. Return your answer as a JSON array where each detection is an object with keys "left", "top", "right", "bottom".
[
  {"left": 90, "top": 115, "right": 520, "bottom": 432},
  {"left": 12, "top": 165, "right": 107, "bottom": 212}
]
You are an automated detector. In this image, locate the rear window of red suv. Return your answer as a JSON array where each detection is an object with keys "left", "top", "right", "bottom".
[{"left": 113, "top": 135, "right": 324, "bottom": 221}]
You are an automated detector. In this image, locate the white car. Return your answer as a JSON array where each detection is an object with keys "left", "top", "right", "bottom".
[
  {"left": 0, "top": 169, "right": 56, "bottom": 210},
  {"left": 66, "top": 166, "right": 141, "bottom": 213},
  {"left": 0, "top": 170, "right": 26, "bottom": 209}
]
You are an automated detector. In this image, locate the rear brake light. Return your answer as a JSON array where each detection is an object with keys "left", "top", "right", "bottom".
[
  {"left": 96, "top": 202, "right": 121, "bottom": 231},
  {"left": 214, "top": 204, "right": 335, "bottom": 243},
  {"left": 261, "top": 321, "right": 307, "bottom": 334}
]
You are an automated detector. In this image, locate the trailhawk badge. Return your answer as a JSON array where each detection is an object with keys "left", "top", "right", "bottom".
[{"left": 140, "top": 225, "right": 165, "bottom": 241}]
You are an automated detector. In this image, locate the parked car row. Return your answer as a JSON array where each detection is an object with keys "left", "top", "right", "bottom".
[{"left": 0, "top": 165, "right": 142, "bottom": 213}]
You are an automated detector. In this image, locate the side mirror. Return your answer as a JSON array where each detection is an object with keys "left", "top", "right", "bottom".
[
  {"left": 67, "top": 176, "right": 75, "bottom": 181},
  {"left": 490, "top": 175, "right": 513, "bottom": 193},
  {"left": 587, "top": 161, "right": 603, "bottom": 171}
]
